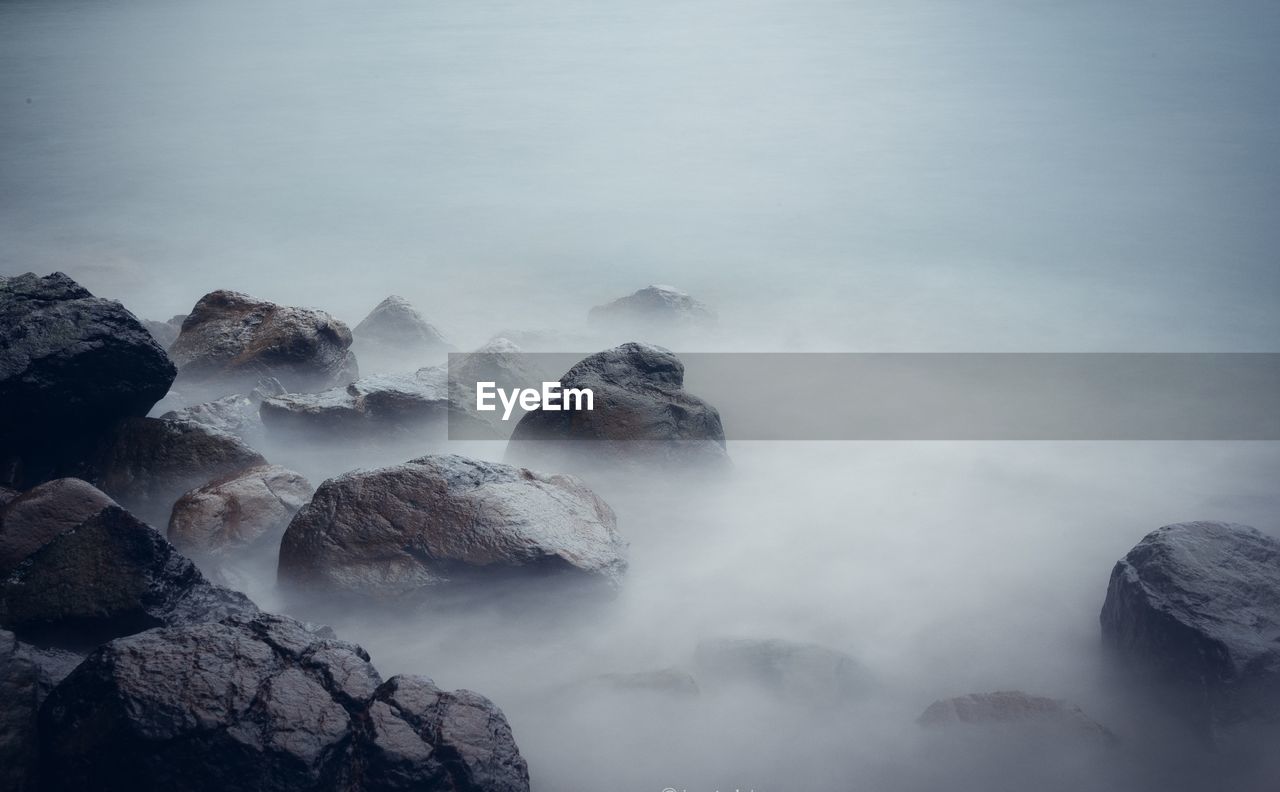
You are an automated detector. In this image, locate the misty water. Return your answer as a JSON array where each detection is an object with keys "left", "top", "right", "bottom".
[{"left": 4, "top": 0, "right": 1280, "bottom": 790}]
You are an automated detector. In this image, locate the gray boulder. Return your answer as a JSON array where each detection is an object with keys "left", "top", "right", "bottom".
[
  {"left": 588, "top": 284, "right": 716, "bottom": 331},
  {"left": 0, "top": 478, "right": 117, "bottom": 576},
  {"left": 169, "top": 290, "right": 357, "bottom": 398},
  {"left": 0, "top": 272, "right": 175, "bottom": 488},
  {"left": 1100, "top": 521, "right": 1280, "bottom": 729},
  {"left": 352, "top": 295, "right": 451, "bottom": 370},
  {"left": 694, "top": 638, "right": 872, "bottom": 703},
  {"left": 278, "top": 454, "right": 625, "bottom": 599},
  {"left": 168, "top": 464, "right": 312, "bottom": 559}
]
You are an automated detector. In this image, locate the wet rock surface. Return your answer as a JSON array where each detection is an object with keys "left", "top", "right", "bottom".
[
  {"left": 168, "top": 464, "right": 312, "bottom": 559},
  {"left": 0, "top": 272, "right": 175, "bottom": 488},
  {"left": 92, "top": 416, "right": 267, "bottom": 526},
  {"left": 0, "top": 478, "right": 117, "bottom": 576},
  {"left": 1100, "top": 521, "right": 1280, "bottom": 729},
  {"left": 695, "top": 638, "right": 872, "bottom": 703},
  {"left": 278, "top": 454, "right": 625, "bottom": 599},
  {"left": 169, "top": 290, "right": 358, "bottom": 397}
]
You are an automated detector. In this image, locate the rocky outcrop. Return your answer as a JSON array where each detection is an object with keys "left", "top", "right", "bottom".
[
  {"left": 588, "top": 284, "right": 716, "bottom": 331},
  {"left": 0, "top": 478, "right": 117, "bottom": 576},
  {"left": 168, "top": 465, "right": 312, "bottom": 559},
  {"left": 919, "top": 691, "right": 1118, "bottom": 746},
  {"left": 38, "top": 613, "right": 530, "bottom": 792},
  {"left": 278, "top": 454, "right": 625, "bottom": 599},
  {"left": 92, "top": 416, "right": 266, "bottom": 526},
  {"left": 0, "top": 505, "right": 256, "bottom": 650},
  {"left": 694, "top": 638, "right": 871, "bottom": 703},
  {"left": 506, "top": 343, "right": 729, "bottom": 473},
  {"left": 169, "top": 290, "right": 357, "bottom": 398},
  {"left": 1100, "top": 521, "right": 1280, "bottom": 729},
  {"left": 1, "top": 272, "right": 175, "bottom": 488},
  {"left": 352, "top": 295, "right": 451, "bottom": 370}
]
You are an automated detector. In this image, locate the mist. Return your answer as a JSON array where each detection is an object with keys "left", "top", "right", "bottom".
[{"left": 4, "top": 0, "right": 1280, "bottom": 790}]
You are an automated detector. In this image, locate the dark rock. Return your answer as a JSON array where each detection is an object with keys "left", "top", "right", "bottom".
[
  {"left": 0, "top": 505, "right": 257, "bottom": 650},
  {"left": 0, "top": 478, "right": 116, "bottom": 576},
  {"left": 694, "top": 638, "right": 872, "bottom": 703},
  {"left": 1, "top": 628, "right": 78, "bottom": 792},
  {"left": 278, "top": 454, "right": 625, "bottom": 599},
  {"left": 1100, "top": 521, "right": 1280, "bottom": 729},
  {"left": 169, "top": 290, "right": 357, "bottom": 398},
  {"left": 353, "top": 295, "right": 452, "bottom": 370},
  {"left": 169, "top": 464, "right": 312, "bottom": 559},
  {"left": 0, "top": 272, "right": 175, "bottom": 488},
  {"left": 93, "top": 416, "right": 266, "bottom": 527},
  {"left": 506, "top": 342, "right": 729, "bottom": 473},
  {"left": 919, "top": 691, "right": 1118, "bottom": 746},
  {"left": 38, "top": 613, "right": 529, "bottom": 792},
  {"left": 588, "top": 284, "right": 716, "bottom": 330}
]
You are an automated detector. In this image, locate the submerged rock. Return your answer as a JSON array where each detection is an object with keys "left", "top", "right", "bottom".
[
  {"left": 1100, "top": 521, "right": 1280, "bottom": 729},
  {"left": 168, "top": 464, "right": 312, "bottom": 559},
  {"left": 506, "top": 342, "right": 729, "bottom": 474},
  {"left": 0, "top": 272, "right": 175, "bottom": 488},
  {"left": 588, "top": 284, "right": 716, "bottom": 331},
  {"left": 169, "top": 290, "right": 357, "bottom": 398},
  {"left": 38, "top": 613, "right": 530, "bottom": 792},
  {"left": 0, "top": 478, "right": 117, "bottom": 576},
  {"left": 353, "top": 295, "right": 451, "bottom": 370},
  {"left": 278, "top": 454, "right": 625, "bottom": 599},
  {"left": 92, "top": 416, "right": 266, "bottom": 527},
  {"left": 0, "top": 505, "right": 257, "bottom": 650},
  {"left": 919, "top": 691, "right": 1118, "bottom": 746},
  {"left": 695, "top": 638, "right": 872, "bottom": 703}
]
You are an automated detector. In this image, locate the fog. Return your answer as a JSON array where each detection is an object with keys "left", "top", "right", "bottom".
[{"left": 4, "top": 0, "right": 1280, "bottom": 789}]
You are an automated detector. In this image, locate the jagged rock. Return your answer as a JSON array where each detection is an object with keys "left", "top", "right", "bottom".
[
  {"left": 278, "top": 454, "right": 625, "bottom": 599},
  {"left": 0, "top": 272, "right": 175, "bottom": 488},
  {"left": 169, "top": 290, "right": 357, "bottom": 398},
  {"left": 1100, "top": 521, "right": 1280, "bottom": 728},
  {"left": 506, "top": 342, "right": 729, "bottom": 473},
  {"left": 919, "top": 691, "right": 1118, "bottom": 746},
  {"left": 694, "top": 638, "right": 872, "bottom": 703},
  {"left": 92, "top": 416, "right": 266, "bottom": 526},
  {"left": 588, "top": 668, "right": 701, "bottom": 698},
  {"left": 38, "top": 613, "right": 529, "bottom": 792},
  {"left": 353, "top": 295, "right": 451, "bottom": 370},
  {"left": 0, "top": 505, "right": 256, "bottom": 650},
  {"left": 169, "top": 465, "right": 312, "bottom": 559},
  {"left": 0, "top": 478, "right": 117, "bottom": 576},
  {"left": 141, "top": 314, "right": 186, "bottom": 349},
  {"left": 1, "top": 629, "right": 79, "bottom": 792},
  {"left": 588, "top": 284, "right": 716, "bottom": 330}
]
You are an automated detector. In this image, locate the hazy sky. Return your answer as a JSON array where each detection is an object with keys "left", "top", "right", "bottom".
[{"left": 2, "top": 0, "right": 1278, "bottom": 351}]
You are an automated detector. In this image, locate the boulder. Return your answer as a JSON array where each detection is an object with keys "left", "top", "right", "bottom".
[
  {"left": 1, "top": 629, "right": 78, "bottom": 792},
  {"left": 278, "top": 454, "right": 625, "bottom": 599},
  {"left": 1100, "top": 521, "right": 1280, "bottom": 728},
  {"left": 92, "top": 416, "right": 267, "bottom": 527},
  {"left": 0, "top": 272, "right": 175, "bottom": 487},
  {"left": 168, "top": 465, "right": 312, "bottom": 559},
  {"left": 38, "top": 613, "right": 529, "bottom": 792},
  {"left": 694, "top": 638, "right": 872, "bottom": 703},
  {"left": 169, "top": 290, "right": 357, "bottom": 398},
  {"left": 506, "top": 342, "right": 729, "bottom": 473},
  {"left": 0, "top": 505, "right": 257, "bottom": 650},
  {"left": 0, "top": 478, "right": 117, "bottom": 576},
  {"left": 352, "top": 295, "right": 451, "bottom": 370},
  {"left": 588, "top": 284, "right": 716, "bottom": 331},
  {"left": 159, "top": 378, "right": 283, "bottom": 448},
  {"left": 918, "top": 691, "right": 1118, "bottom": 746}
]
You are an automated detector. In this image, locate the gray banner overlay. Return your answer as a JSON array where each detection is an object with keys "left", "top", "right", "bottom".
[{"left": 448, "top": 353, "right": 1280, "bottom": 440}]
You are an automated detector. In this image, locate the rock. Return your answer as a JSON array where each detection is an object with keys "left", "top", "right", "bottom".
[
  {"left": 168, "top": 465, "right": 312, "bottom": 559},
  {"left": 1, "top": 629, "right": 79, "bottom": 792},
  {"left": 38, "top": 613, "right": 529, "bottom": 792},
  {"left": 0, "top": 272, "right": 175, "bottom": 488},
  {"left": 0, "top": 485, "right": 17, "bottom": 507},
  {"left": 360, "top": 674, "right": 531, "bottom": 792},
  {"left": 919, "top": 691, "right": 1118, "bottom": 746},
  {"left": 694, "top": 638, "right": 872, "bottom": 703},
  {"left": 352, "top": 295, "right": 451, "bottom": 370},
  {"left": 169, "top": 290, "right": 357, "bottom": 398},
  {"left": 141, "top": 314, "right": 186, "bottom": 349},
  {"left": 0, "top": 478, "right": 117, "bottom": 576},
  {"left": 162, "top": 393, "right": 263, "bottom": 445},
  {"left": 588, "top": 284, "right": 716, "bottom": 331},
  {"left": 92, "top": 416, "right": 266, "bottom": 527},
  {"left": 278, "top": 454, "right": 625, "bottom": 599},
  {"left": 506, "top": 342, "right": 729, "bottom": 473},
  {"left": 0, "top": 505, "right": 257, "bottom": 650},
  {"left": 588, "top": 668, "right": 701, "bottom": 698},
  {"left": 1100, "top": 521, "right": 1280, "bottom": 729}
]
